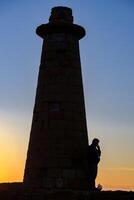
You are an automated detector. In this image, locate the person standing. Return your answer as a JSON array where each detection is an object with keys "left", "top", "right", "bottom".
[{"left": 88, "top": 138, "right": 101, "bottom": 191}]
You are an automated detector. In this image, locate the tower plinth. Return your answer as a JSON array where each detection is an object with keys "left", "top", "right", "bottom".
[{"left": 24, "top": 6, "right": 89, "bottom": 191}]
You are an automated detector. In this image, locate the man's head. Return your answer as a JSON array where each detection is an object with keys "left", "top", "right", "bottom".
[{"left": 92, "top": 138, "right": 99, "bottom": 146}]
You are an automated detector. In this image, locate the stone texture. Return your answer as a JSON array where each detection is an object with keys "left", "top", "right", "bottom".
[{"left": 24, "top": 6, "right": 89, "bottom": 191}]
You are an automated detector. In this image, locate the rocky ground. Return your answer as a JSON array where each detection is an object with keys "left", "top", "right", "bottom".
[{"left": 0, "top": 183, "right": 133, "bottom": 200}]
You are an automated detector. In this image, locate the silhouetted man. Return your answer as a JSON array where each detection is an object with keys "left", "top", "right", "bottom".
[{"left": 88, "top": 138, "right": 101, "bottom": 191}]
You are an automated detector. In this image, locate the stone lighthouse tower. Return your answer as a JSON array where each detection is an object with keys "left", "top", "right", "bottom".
[{"left": 24, "top": 6, "right": 89, "bottom": 190}]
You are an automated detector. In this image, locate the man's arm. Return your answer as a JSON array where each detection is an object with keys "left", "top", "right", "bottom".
[{"left": 97, "top": 145, "right": 101, "bottom": 157}]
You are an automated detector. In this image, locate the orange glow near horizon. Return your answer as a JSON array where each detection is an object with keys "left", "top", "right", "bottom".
[
  {"left": 97, "top": 166, "right": 134, "bottom": 191},
  {"left": 0, "top": 115, "right": 28, "bottom": 183},
  {"left": 0, "top": 117, "right": 134, "bottom": 191},
  {"left": 0, "top": 132, "right": 25, "bottom": 183}
]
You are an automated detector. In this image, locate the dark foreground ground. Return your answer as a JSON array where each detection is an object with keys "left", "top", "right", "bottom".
[{"left": 0, "top": 183, "right": 133, "bottom": 200}]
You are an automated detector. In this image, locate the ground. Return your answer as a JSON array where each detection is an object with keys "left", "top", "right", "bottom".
[{"left": 0, "top": 183, "right": 133, "bottom": 200}]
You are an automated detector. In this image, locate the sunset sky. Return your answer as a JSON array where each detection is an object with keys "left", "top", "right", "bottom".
[{"left": 0, "top": 0, "right": 134, "bottom": 191}]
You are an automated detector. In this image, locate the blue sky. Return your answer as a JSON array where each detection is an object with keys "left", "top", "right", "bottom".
[{"left": 0, "top": 0, "right": 134, "bottom": 189}]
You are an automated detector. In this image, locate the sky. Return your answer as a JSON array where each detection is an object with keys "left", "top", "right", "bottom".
[{"left": 0, "top": 0, "right": 134, "bottom": 191}]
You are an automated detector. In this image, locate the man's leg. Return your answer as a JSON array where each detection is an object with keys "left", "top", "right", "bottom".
[{"left": 88, "top": 164, "right": 96, "bottom": 191}]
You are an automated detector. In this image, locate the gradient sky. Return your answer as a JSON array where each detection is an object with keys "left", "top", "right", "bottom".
[{"left": 0, "top": 0, "right": 134, "bottom": 190}]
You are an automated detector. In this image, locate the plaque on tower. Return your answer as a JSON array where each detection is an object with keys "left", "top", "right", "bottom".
[{"left": 24, "top": 6, "right": 89, "bottom": 191}]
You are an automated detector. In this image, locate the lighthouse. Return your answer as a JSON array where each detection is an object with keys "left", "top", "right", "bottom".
[{"left": 24, "top": 6, "right": 89, "bottom": 190}]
